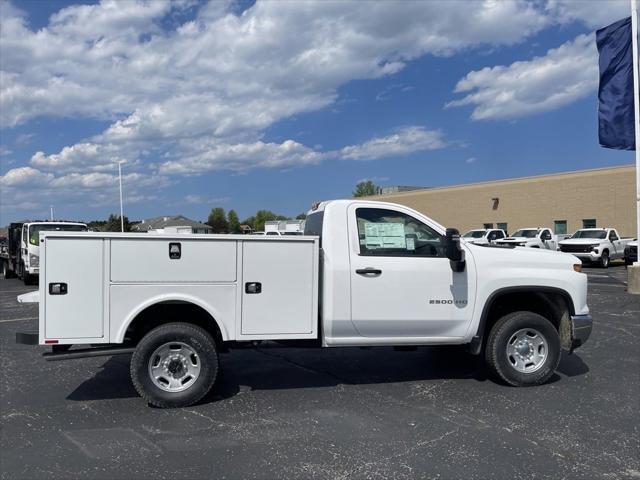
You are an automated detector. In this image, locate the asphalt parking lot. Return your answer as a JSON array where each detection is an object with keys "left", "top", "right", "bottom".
[{"left": 1, "top": 265, "right": 639, "bottom": 480}]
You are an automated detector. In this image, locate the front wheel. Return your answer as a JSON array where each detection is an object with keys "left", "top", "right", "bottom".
[
  {"left": 23, "top": 270, "right": 34, "bottom": 285},
  {"left": 130, "top": 323, "right": 219, "bottom": 408},
  {"left": 485, "top": 311, "right": 560, "bottom": 387},
  {"left": 599, "top": 250, "right": 610, "bottom": 268}
]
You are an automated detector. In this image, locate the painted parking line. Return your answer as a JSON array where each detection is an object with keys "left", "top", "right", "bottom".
[{"left": 0, "top": 317, "right": 37, "bottom": 323}]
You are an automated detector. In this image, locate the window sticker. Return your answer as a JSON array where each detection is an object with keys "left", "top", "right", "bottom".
[
  {"left": 364, "top": 222, "right": 406, "bottom": 249},
  {"left": 406, "top": 236, "right": 415, "bottom": 251}
]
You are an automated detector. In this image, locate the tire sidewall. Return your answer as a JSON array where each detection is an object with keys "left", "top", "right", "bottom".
[
  {"left": 131, "top": 323, "right": 218, "bottom": 407},
  {"left": 600, "top": 251, "right": 609, "bottom": 268},
  {"left": 486, "top": 312, "right": 561, "bottom": 387}
]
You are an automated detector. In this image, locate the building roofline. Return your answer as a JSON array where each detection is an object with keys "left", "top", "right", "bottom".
[{"left": 374, "top": 163, "right": 635, "bottom": 198}]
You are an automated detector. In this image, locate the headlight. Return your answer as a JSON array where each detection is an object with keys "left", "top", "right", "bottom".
[
  {"left": 29, "top": 254, "right": 39, "bottom": 267},
  {"left": 590, "top": 244, "right": 599, "bottom": 252}
]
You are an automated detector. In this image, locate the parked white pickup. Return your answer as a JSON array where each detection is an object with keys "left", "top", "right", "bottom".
[
  {"left": 559, "top": 228, "right": 633, "bottom": 268},
  {"left": 16, "top": 200, "right": 592, "bottom": 408},
  {"left": 461, "top": 229, "right": 507, "bottom": 245},
  {"left": 495, "top": 227, "right": 558, "bottom": 250}
]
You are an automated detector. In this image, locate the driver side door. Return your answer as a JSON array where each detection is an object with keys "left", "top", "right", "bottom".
[{"left": 348, "top": 205, "right": 476, "bottom": 339}]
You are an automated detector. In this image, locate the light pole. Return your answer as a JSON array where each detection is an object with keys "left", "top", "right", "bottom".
[
  {"left": 118, "top": 161, "right": 125, "bottom": 232},
  {"left": 50, "top": 205, "right": 54, "bottom": 221}
]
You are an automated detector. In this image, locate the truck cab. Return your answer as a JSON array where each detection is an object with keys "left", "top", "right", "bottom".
[{"left": 2, "top": 221, "right": 88, "bottom": 284}]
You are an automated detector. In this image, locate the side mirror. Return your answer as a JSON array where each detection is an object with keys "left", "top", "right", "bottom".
[{"left": 445, "top": 228, "right": 466, "bottom": 272}]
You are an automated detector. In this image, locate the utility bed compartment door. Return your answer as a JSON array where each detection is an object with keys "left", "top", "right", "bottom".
[
  {"left": 44, "top": 238, "right": 104, "bottom": 339},
  {"left": 110, "top": 239, "right": 236, "bottom": 283},
  {"left": 241, "top": 240, "right": 317, "bottom": 336}
]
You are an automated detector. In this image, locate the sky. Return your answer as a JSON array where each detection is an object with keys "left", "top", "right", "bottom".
[{"left": 0, "top": 0, "right": 636, "bottom": 224}]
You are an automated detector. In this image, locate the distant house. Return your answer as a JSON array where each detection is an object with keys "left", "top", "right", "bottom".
[{"left": 131, "top": 215, "right": 212, "bottom": 234}]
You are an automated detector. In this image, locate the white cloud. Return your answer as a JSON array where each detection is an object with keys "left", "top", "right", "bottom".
[
  {"left": 466, "top": 157, "right": 477, "bottom": 164},
  {"left": 546, "top": 0, "right": 630, "bottom": 29},
  {"left": 446, "top": 34, "right": 597, "bottom": 121},
  {"left": 0, "top": 146, "right": 12, "bottom": 156},
  {"left": 340, "top": 126, "right": 445, "bottom": 161},
  {"left": 160, "top": 139, "right": 326, "bottom": 175},
  {"left": 0, "top": 166, "right": 54, "bottom": 187},
  {"left": 183, "top": 194, "right": 230, "bottom": 205}
]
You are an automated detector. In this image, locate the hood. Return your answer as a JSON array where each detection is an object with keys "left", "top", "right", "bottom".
[
  {"left": 559, "top": 238, "right": 602, "bottom": 246},
  {"left": 467, "top": 242, "right": 578, "bottom": 270}
]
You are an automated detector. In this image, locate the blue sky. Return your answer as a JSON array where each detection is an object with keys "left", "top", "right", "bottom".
[{"left": 0, "top": 0, "right": 635, "bottom": 224}]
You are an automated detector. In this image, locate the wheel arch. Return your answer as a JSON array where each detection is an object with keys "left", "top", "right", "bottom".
[
  {"left": 116, "top": 294, "right": 229, "bottom": 345},
  {"left": 469, "top": 286, "right": 574, "bottom": 355}
]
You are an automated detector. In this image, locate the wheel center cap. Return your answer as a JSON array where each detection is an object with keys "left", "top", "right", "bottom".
[
  {"left": 516, "top": 342, "right": 531, "bottom": 357},
  {"left": 166, "top": 357, "right": 187, "bottom": 378}
]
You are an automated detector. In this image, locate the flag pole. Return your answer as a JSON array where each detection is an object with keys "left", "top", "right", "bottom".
[{"left": 632, "top": 0, "right": 640, "bottom": 261}]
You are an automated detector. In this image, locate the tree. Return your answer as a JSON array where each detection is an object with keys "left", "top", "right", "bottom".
[
  {"left": 227, "top": 209, "right": 241, "bottom": 234},
  {"left": 242, "top": 210, "right": 289, "bottom": 232},
  {"left": 207, "top": 207, "right": 229, "bottom": 233},
  {"left": 103, "top": 214, "right": 131, "bottom": 232},
  {"left": 295, "top": 213, "right": 307, "bottom": 220},
  {"left": 353, "top": 180, "right": 381, "bottom": 197}
]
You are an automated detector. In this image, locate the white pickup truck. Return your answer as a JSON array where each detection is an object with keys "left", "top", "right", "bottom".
[
  {"left": 495, "top": 228, "right": 558, "bottom": 250},
  {"left": 559, "top": 228, "right": 633, "bottom": 268},
  {"left": 461, "top": 228, "right": 507, "bottom": 245},
  {"left": 16, "top": 200, "right": 592, "bottom": 408}
]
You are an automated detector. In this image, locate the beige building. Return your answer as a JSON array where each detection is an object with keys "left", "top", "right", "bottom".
[{"left": 373, "top": 164, "right": 637, "bottom": 237}]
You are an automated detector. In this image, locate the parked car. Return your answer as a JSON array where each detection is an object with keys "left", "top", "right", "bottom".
[
  {"left": 16, "top": 199, "right": 592, "bottom": 408},
  {"left": 559, "top": 228, "right": 633, "bottom": 268},
  {"left": 462, "top": 229, "right": 506, "bottom": 245},
  {"left": 624, "top": 240, "right": 638, "bottom": 266},
  {"left": 495, "top": 227, "right": 558, "bottom": 250}
]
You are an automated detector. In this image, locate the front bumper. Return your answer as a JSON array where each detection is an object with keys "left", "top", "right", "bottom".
[
  {"left": 569, "top": 314, "right": 592, "bottom": 352},
  {"left": 568, "top": 252, "right": 599, "bottom": 262}
]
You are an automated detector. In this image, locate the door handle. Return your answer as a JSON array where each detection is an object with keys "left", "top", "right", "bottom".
[{"left": 355, "top": 268, "right": 382, "bottom": 275}]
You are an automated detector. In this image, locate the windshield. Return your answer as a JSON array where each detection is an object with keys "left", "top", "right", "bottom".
[
  {"left": 511, "top": 229, "right": 538, "bottom": 238},
  {"left": 572, "top": 230, "right": 607, "bottom": 239},
  {"left": 29, "top": 224, "right": 87, "bottom": 245},
  {"left": 463, "top": 230, "right": 485, "bottom": 238}
]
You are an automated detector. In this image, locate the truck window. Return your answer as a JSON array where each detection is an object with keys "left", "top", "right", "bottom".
[
  {"left": 609, "top": 231, "right": 618, "bottom": 241},
  {"left": 355, "top": 208, "right": 444, "bottom": 257},
  {"left": 303, "top": 212, "right": 324, "bottom": 237},
  {"left": 28, "top": 224, "right": 88, "bottom": 245}
]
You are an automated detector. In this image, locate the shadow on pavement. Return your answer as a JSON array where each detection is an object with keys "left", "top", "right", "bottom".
[{"left": 66, "top": 344, "right": 588, "bottom": 405}]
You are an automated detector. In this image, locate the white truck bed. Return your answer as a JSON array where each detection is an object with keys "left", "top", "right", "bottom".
[{"left": 38, "top": 232, "right": 319, "bottom": 345}]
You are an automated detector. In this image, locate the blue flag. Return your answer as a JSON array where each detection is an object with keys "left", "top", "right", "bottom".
[{"left": 596, "top": 17, "right": 636, "bottom": 151}]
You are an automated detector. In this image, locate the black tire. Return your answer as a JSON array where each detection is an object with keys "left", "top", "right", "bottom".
[
  {"left": 23, "top": 271, "right": 33, "bottom": 286},
  {"left": 3, "top": 261, "right": 15, "bottom": 279},
  {"left": 599, "top": 250, "right": 610, "bottom": 268},
  {"left": 485, "top": 311, "right": 561, "bottom": 387},
  {"left": 130, "top": 323, "right": 218, "bottom": 408}
]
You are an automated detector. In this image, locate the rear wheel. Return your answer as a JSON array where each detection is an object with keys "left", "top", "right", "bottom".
[
  {"left": 485, "top": 311, "right": 560, "bottom": 387},
  {"left": 130, "top": 323, "right": 219, "bottom": 408},
  {"left": 599, "top": 250, "right": 610, "bottom": 268}
]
